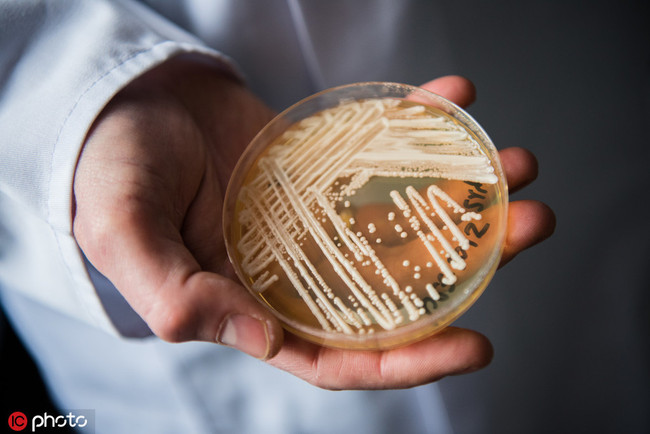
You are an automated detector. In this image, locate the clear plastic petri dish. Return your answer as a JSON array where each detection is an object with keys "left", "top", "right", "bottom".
[{"left": 223, "top": 82, "right": 508, "bottom": 350}]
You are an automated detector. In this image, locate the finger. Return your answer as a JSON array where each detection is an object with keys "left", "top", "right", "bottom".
[
  {"left": 73, "top": 138, "right": 284, "bottom": 360},
  {"left": 74, "top": 190, "right": 284, "bottom": 358},
  {"left": 268, "top": 327, "right": 492, "bottom": 390},
  {"left": 499, "top": 147, "right": 539, "bottom": 194},
  {"left": 178, "top": 160, "right": 228, "bottom": 274},
  {"left": 499, "top": 200, "right": 556, "bottom": 267},
  {"left": 420, "top": 75, "right": 477, "bottom": 108}
]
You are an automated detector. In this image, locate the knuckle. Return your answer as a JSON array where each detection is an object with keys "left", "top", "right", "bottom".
[{"left": 148, "top": 302, "right": 198, "bottom": 343}]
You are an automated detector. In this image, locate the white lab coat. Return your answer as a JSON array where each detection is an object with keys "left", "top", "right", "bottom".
[{"left": 0, "top": 1, "right": 454, "bottom": 432}]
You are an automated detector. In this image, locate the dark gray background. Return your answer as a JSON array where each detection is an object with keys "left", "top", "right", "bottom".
[{"left": 229, "top": 2, "right": 650, "bottom": 432}]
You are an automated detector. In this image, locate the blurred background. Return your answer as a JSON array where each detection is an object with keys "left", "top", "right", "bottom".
[{"left": 2, "top": 1, "right": 648, "bottom": 433}]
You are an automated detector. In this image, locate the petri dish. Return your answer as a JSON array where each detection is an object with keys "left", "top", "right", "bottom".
[{"left": 223, "top": 82, "right": 508, "bottom": 350}]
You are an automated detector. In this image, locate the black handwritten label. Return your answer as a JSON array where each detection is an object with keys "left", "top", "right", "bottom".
[{"left": 464, "top": 222, "right": 490, "bottom": 238}]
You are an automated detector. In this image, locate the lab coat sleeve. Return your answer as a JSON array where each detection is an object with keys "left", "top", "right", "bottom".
[{"left": 0, "top": 0, "right": 238, "bottom": 334}]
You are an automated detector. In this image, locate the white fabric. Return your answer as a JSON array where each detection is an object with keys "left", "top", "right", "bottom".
[
  {"left": 0, "top": 1, "right": 454, "bottom": 433},
  {"left": 0, "top": 0, "right": 238, "bottom": 333}
]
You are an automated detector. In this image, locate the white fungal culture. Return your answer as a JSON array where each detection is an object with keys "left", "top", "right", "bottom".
[{"left": 224, "top": 83, "right": 508, "bottom": 349}]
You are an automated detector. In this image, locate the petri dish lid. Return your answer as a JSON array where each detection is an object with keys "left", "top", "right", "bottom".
[{"left": 223, "top": 82, "right": 508, "bottom": 350}]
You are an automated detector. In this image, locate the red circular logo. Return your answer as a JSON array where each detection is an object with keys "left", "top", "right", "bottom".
[{"left": 8, "top": 412, "right": 27, "bottom": 431}]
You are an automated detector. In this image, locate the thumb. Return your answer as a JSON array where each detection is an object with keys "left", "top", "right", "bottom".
[{"left": 73, "top": 192, "right": 284, "bottom": 360}]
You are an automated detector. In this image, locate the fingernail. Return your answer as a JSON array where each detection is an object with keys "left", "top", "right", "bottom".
[{"left": 217, "top": 314, "right": 270, "bottom": 360}]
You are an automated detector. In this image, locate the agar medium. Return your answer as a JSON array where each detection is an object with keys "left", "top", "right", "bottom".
[{"left": 223, "top": 82, "right": 508, "bottom": 350}]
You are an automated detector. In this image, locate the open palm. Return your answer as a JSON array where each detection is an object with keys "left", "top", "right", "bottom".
[{"left": 73, "top": 58, "right": 555, "bottom": 390}]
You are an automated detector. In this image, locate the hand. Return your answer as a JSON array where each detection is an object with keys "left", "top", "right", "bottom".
[
  {"left": 267, "top": 78, "right": 555, "bottom": 389},
  {"left": 73, "top": 58, "right": 555, "bottom": 390}
]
